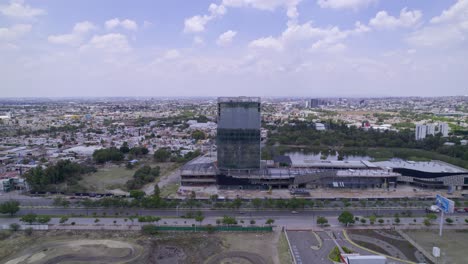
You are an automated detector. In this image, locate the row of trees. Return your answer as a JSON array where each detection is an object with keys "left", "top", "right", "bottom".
[{"left": 24, "top": 160, "right": 97, "bottom": 191}]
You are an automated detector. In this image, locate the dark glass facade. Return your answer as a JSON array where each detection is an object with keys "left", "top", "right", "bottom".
[{"left": 217, "top": 97, "right": 261, "bottom": 170}]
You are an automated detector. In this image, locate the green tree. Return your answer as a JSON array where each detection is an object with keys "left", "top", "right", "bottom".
[
  {"left": 129, "top": 190, "right": 146, "bottom": 200},
  {"left": 153, "top": 185, "right": 161, "bottom": 198},
  {"left": 120, "top": 142, "right": 130, "bottom": 153},
  {"left": 252, "top": 198, "right": 262, "bottom": 209},
  {"left": 59, "top": 216, "right": 69, "bottom": 224},
  {"left": 378, "top": 219, "right": 384, "bottom": 225},
  {"left": 338, "top": 211, "right": 354, "bottom": 227},
  {"left": 317, "top": 216, "right": 328, "bottom": 226},
  {"left": 191, "top": 130, "right": 206, "bottom": 140},
  {"left": 195, "top": 215, "right": 205, "bottom": 226},
  {"left": 360, "top": 218, "right": 367, "bottom": 224},
  {"left": 221, "top": 216, "right": 237, "bottom": 226},
  {"left": 154, "top": 148, "right": 171, "bottom": 162},
  {"left": 265, "top": 218, "right": 275, "bottom": 226},
  {"left": 445, "top": 218, "right": 453, "bottom": 224},
  {"left": 250, "top": 219, "right": 256, "bottom": 225},
  {"left": 37, "top": 215, "right": 51, "bottom": 224},
  {"left": 20, "top": 213, "right": 37, "bottom": 225},
  {"left": 0, "top": 200, "right": 20, "bottom": 215},
  {"left": 424, "top": 219, "right": 431, "bottom": 226},
  {"left": 394, "top": 217, "right": 400, "bottom": 225}
]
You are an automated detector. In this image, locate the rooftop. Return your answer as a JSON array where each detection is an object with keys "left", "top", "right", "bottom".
[
  {"left": 373, "top": 160, "right": 468, "bottom": 173},
  {"left": 218, "top": 97, "right": 261, "bottom": 103}
]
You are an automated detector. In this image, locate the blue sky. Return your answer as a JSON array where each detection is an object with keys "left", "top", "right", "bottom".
[{"left": 1, "top": 0, "right": 467, "bottom": 97}]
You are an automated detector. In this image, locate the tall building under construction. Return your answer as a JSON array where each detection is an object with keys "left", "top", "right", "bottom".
[{"left": 216, "top": 97, "right": 261, "bottom": 171}]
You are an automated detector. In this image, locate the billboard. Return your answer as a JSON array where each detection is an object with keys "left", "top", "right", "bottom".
[{"left": 435, "top": 194, "right": 455, "bottom": 213}]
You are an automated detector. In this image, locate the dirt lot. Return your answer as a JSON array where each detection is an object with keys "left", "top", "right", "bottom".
[
  {"left": 404, "top": 229, "right": 468, "bottom": 264},
  {"left": 0, "top": 230, "right": 282, "bottom": 264},
  {"left": 347, "top": 229, "right": 431, "bottom": 263}
]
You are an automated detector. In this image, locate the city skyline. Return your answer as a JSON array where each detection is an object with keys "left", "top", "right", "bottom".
[{"left": 1, "top": 0, "right": 468, "bottom": 97}]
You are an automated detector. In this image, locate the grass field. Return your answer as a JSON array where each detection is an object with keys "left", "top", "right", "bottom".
[
  {"left": 404, "top": 229, "right": 468, "bottom": 264},
  {"left": 78, "top": 162, "right": 180, "bottom": 193},
  {"left": 79, "top": 166, "right": 137, "bottom": 193},
  {"left": 159, "top": 183, "right": 179, "bottom": 198}
]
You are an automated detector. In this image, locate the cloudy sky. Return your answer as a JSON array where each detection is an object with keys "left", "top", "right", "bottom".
[{"left": 1, "top": 0, "right": 467, "bottom": 97}]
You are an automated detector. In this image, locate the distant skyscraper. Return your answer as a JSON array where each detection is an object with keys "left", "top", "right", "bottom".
[
  {"left": 217, "top": 97, "right": 261, "bottom": 170},
  {"left": 415, "top": 125, "right": 427, "bottom": 140}
]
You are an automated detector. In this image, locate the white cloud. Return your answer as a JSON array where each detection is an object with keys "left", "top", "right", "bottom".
[
  {"left": 431, "top": 0, "right": 468, "bottom": 24},
  {"left": 217, "top": 30, "right": 237, "bottom": 46},
  {"left": 184, "top": 1, "right": 301, "bottom": 33},
  {"left": 317, "top": 0, "right": 376, "bottom": 10},
  {"left": 249, "top": 36, "right": 283, "bottom": 51},
  {"left": 250, "top": 20, "right": 369, "bottom": 52},
  {"left": 369, "top": 8, "right": 422, "bottom": 30},
  {"left": 164, "top": 49, "right": 181, "bottom": 60},
  {"left": 105, "top": 18, "right": 138, "bottom": 31},
  {"left": 193, "top": 36, "right": 205, "bottom": 45},
  {"left": 0, "top": 24, "right": 31, "bottom": 41},
  {"left": 407, "top": 0, "right": 468, "bottom": 48},
  {"left": 184, "top": 3, "right": 226, "bottom": 33},
  {"left": 48, "top": 21, "right": 96, "bottom": 46},
  {"left": 80, "top": 33, "right": 131, "bottom": 53},
  {"left": 0, "top": 0, "right": 45, "bottom": 19}
]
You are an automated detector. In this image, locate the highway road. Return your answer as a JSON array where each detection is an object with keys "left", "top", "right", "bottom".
[{"left": 16, "top": 207, "right": 428, "bottom": 218}]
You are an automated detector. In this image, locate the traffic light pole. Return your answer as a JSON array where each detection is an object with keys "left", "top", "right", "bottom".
[{"left": 439, "top": 210, "right": 444, "bottom": 237}]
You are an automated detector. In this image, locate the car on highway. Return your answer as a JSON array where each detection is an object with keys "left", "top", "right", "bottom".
[
  {"left": 291, "top": 211, "right": 299, "bottom": 214},
  {"left": 425, "top": 205, "right": 441, "bottom": 213}
]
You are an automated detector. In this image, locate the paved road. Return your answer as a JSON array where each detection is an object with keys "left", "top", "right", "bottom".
[{"left": 15, "top": 208, "right": 428, "bottom": 218}]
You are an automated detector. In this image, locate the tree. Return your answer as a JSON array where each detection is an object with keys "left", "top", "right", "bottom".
[
  {"left": 424, "top": 219, "right": 431, "bottom": 226},
  {"left": 265, "top": 218, "right": 275, "bottom": 226},
  {"left": 378, "top": 219, "right": 384, "bottom": 225},
  {"left": 195, "top": 215, "right": 205, "bottom": 226},
  {"left": 10, "top": 223, "right": 20, "bottom": 231},
  {"left": 394, "top": 217, "right": 400, "bottom": 225},
  {"left": 232, "top": 198, "right": 242, "bottom": 210},
  {"left": 250, "top": 219, "right": 256, "bottom": 225},
  {"left": 191, "top": 130, "right": 206, "bottom": 140},
  {"left": 317, "top": 216, "right": 328, "bottom": 226},
  {"left": 445, "top": 218, "right": 453, "bottom": 224},
  {"left": 153, "top": 185, "right": 161, "bottom": 198},
  {"left": 221, "top": 216, "right": 237, "bottom": 226},
  {"left": 360, "top": 218, "right": 367, "bottom": 224},
  {"left": 252, "top": 198, "right": 262, "bottom": 209},
  {"left": 37, "top": 215, "right": 51, "bottom": 224},
  {"left": 130, "top": 190, "right": 146, "bottom": 200},
  {"left": 20, "top": 213, "right": 37, "bottom": 225},
  {"left": 154, "top": 148, "right": 171, "bottom": 162},
  {"left": 120, "top": 142, "right": 130, "bottom": 153},
  {"left": 465, "top": 218, "right": 468, "bottom": 224},
  {"left": 369, "top": 215, "right": 376, "bottom": 225},
  {"left": 0, "top": 200, "right": 20, "bottom": 216},
  {"left": 59, "top": 216, "right": 69, "bottom": 224},
  {"left": 338, "top": 211, "right": 354, "bottom": 227}
]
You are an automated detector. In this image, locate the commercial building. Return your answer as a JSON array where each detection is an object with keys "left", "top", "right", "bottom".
[{"left": 216, "top": 97, "right": 261, "bottom": 170}]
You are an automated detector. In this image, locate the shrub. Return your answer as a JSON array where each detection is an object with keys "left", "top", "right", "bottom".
[
  {"left": 10, "top": 223, "right": 20, "bottom": 232},
  {"left": 25, "top": 227, "right": 33, "bottom": 236}
]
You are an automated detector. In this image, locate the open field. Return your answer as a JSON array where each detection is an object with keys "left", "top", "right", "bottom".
[
  {"left": 78, "top": 166, "right": 136, "bottom": 193},
  {"left": 78, "top": 162, "right": 179, "bottom": 193},
  {"left": 347, "top": 229, "right": 431, "bottom": 263},
  {"left": 404, "top": 229, "right": 468, "bottom": 264},
  {"left": 0, "top": 229, "right": 281, "bottom": 264}
]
